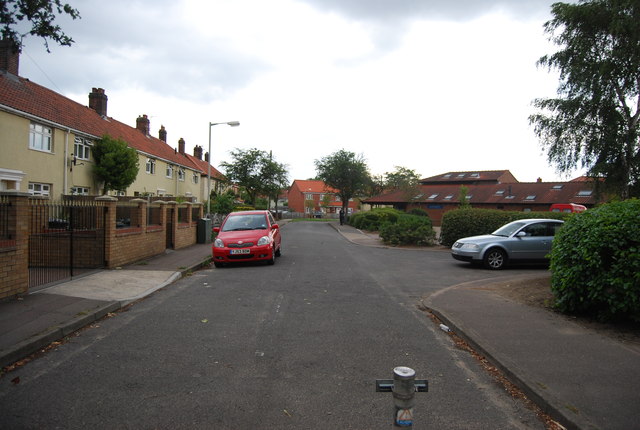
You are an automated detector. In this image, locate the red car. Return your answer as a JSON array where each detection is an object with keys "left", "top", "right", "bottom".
[{"left": 212, "top": 210, "right": 282, "bottom": 268}]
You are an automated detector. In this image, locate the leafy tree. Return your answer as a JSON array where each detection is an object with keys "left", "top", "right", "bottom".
[
  {"left": 385, "top": 166, "right": 421, "bottom": 190},
  {"left": 366, "top": 174, "right": 385, "bottom": 198},
  {"left": 1, "top": 0, "right": 80, "bottom": 52},
  {"left": 529, "top": 0, "right": 640, "bottom": 199},
  {"left": 458, "top": 185, "right": 471, "bottom": 209},
  {"left": 92, "top": 135, "right": 139, "bottom": 195},
  {"left": 210, "top": 191, "right": 236, "bottom": 215},
  {"left": 220, "top": 148, "right": 288, "bottom": 206},
  {"left": 314, "top": 149, "right": 370, "bottom": 215}
]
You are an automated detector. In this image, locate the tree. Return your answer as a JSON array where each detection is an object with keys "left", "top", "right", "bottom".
[
  {"left": 458, "top": 186, "right": 471, "bottom": 209},
  {"left": 220, "top": 148, "right": 288, "bottom": 206},
  {"left": 1, "top": 0, "right": 80, "bottom": 52},
  {"left": 314, "top": 149, "right": 370, "bottom": 215},
  {"left": 385, "top": 166, "right": 421, "bottom": 200},
  {"left": 92, "top": 135, "right": 139, "bottom": 195},
  {"left": 529, "top": 0, "right": 640, "bottom": 199}
]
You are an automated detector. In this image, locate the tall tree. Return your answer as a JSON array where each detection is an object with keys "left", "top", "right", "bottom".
[
  {"left": 220, "top": 148, "right": 288, "bottom": 206},
  {"left": 1, "top": 0, "right": 80, "bottom": 52},
  {"left": 92, "top": 135, "right": 139, "bottom": 195},
  {"left": 529, "top": 0, "right": 640, "bottom": 199},
  {"left": 314, "top": 149, "right": 370, "bottom": 215}
]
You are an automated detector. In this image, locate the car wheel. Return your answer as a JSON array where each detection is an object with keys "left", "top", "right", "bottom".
[
  {"left": 484, "top": 248, "right": 506, "bottom": 270},
  {"left": 267, "top": 248, "right": 276, "bottom": 265},
  {"left": 275, "top": 244, "right": 281, "bottom": 257}
]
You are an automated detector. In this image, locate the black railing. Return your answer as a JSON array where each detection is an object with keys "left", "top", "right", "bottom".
[{"left": 0, "top": 195, "right": 10, "bottom": 240}]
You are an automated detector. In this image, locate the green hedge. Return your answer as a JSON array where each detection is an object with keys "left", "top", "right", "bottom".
[
  {"left": 550, "top": 200, "right": 640, "bottom": 322},
  {"left": 349, "top": 208, "right": 403, "bottom": 231},
  {"left": 440, "top": 208, "right": 566, "bottom": 247},
  {"left": 379, "top": 215, "right": 436, "bottom": 246}
]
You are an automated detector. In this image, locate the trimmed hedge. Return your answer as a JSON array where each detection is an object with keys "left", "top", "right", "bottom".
[
  {"left": 379, "top": 214, "right": 436, "bottom": 246},
  {"left": 440, "top": 208, "right": 566, "bottom": 247},
  {"left": 550, "top": 199, "right": 640, "bottom": 322},
  {"left": 349, "top": 208, "right": 403, "bottom": 231}
]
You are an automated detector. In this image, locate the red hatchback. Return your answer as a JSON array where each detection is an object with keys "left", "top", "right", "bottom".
[{"left": 212, "top": 210, "right": 282, "bottom": 268}]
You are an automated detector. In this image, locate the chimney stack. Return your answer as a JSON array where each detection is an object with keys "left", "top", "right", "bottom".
[
  {"left": 0, "top": 39, "right": 19, "bottom": 75},
  {"left": 89, "top": 88, "right": 108, "bottom": 117},
  {"left": 136, "top": 114, "right": 150, "bottom": 135},
  {"left": 194, "top": 145, "right": 203, "bottom": 160},
  {"left": 178, "top": 138, "right": 185, "bottom": 154},
  {"left": 159, "top": 125, "right": 167, "bottom": 142},
  {"left": 204, "top": 152, "right": 210, "bottom": 163}
]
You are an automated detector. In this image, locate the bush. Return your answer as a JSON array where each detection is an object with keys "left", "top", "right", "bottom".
[
  {"left": 379, "top": 215, "right": 436, "bottom": 246},
  {"left": 440, "top": 208, "right": 566, "bottom": 247},
  {"left": 349, "top": 208, "right": 403, "bottom": 231},
  {"left": 550, "top": 200, "right": 640, "bottom": 322},
  {"left": 409, "top": 208, "right": 429, "bottom": 217}
]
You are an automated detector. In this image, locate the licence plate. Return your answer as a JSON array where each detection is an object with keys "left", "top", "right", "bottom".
[{"left": 230, "top": 249, "right": 250, "bottom": 255}]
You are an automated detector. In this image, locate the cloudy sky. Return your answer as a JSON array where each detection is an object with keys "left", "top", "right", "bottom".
[{"left": 18, "top": 0, "right": 578, "bottom": 183}]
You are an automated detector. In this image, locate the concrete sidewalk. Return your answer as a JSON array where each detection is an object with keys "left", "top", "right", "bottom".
[
  {"left": 1, "top": 223, "right": 638, "bottom": 429},
  {"left": 0, "top": 243, "right": 212, "bottom": 368}
]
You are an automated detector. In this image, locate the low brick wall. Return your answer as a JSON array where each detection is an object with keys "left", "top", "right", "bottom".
[{"left": 0, "top": 193, "right": 29, "bottom": 299}]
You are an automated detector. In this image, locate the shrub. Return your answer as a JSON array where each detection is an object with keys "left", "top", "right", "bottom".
[
  {"left": 409, "top": 208, "right": 429, "bottom": 217},
  {"left": 379, "top": 215, "right": 436, "bottom": 246},
  {"left": 440, "top": 208, "right": 566, "bottom": 247},
  {"left": 349, "top": 208, "right": 403, "bottom": 231},
  {"left": 550, "top": 199, "right": 640, "bottom": 322}
]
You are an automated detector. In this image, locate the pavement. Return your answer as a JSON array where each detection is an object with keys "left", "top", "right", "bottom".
[{"left": 1, "top": 222, "right": 638, "bottom": 430}]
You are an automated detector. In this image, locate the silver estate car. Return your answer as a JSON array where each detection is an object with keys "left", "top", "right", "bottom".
[{"left": 451, "top": 219, "right": 564, "bottom": 270}]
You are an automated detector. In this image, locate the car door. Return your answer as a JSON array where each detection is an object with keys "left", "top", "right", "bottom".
[{"left": 515, "top": 222, "right": 557, "bottom": 260}]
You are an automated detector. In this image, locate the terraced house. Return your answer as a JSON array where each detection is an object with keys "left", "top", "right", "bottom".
[{"left": 0, "top": 42, "right": 226, "bottom": 200}]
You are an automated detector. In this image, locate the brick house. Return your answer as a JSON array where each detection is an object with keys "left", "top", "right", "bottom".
[
  {"left": 364, "top": 170, "right": 599, "bottom": 226},
  {"left": 287, "top": 180, "right": 359, "bottom": 216},
  {"left": 0, "top": 41, "right": 226, "bottom": 200}
]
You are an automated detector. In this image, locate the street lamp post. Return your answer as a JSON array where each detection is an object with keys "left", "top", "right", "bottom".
[{"left": 207, "top": 121, "right": 240, "bottom": 217}]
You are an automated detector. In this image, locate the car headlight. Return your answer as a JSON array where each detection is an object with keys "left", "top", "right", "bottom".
[
  {"left": 213, "top": 238, "right": 224, "bottom": 248},
  {"left": 460, "top": 243, "right": 480, "bottom": 251},
  {"left": 257, "top": 236, "right": 272, "bottom": 246}
]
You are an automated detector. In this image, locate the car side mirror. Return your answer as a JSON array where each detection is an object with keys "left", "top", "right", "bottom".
[
  {"left": 213, "top": 227, "right": 220, "bottom": 233},
  {"left": 272, "top": 223, "right": 279, "bottom": 229},
  {"left": 516, "top": 231, "right": 527, "bottom": 237}
]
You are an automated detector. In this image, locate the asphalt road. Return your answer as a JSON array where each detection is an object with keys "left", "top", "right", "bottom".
[{"left": 0, "top": 222, "right": 549, "bottom": 429}]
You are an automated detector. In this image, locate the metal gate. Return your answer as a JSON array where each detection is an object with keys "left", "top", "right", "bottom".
[{"left": 29, "top": 199, "right": 106, "bottom": 290}]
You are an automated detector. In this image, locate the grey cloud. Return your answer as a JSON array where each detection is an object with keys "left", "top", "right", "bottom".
[
  {"left": 299, "top": 0, "right": 554, "bottom": 21},
  {"left": 20, "top": 0, "right": 268, "bottom": 102}
]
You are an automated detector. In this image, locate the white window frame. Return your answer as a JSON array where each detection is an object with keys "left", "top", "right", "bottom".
[
  {"left": 178, "top": 168, "right": 185, "bottom": 182},
  {"left": 146, "top": 158, "right": 156, "bottom": 174},
  {"left": 166, "top": 164, "right": 174, "bottom": 178},
  {"left": 29, "top": 122, "right": 52, "bottom": 152},
  {"left": 193, "top": 172, "right": 199, "bottom": 184},
  {"left": 305, "top": 193, "right": 312, "bottom": 200},
  {"left": 74, "top": 137, "right": 91, "bottom": 160},
  {"left": 29, "top": 182, "right": 51, "bottom": 196},
  {"left": 71, "top": 186, "right": 89, "bottom": 195}
]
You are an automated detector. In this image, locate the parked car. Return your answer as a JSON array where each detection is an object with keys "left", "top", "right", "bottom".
[
  {"left": 550, "top": 203, "right": 587, "bottom": 213},
  {"left": 451, "top": 219, "right": 564, "bottom": 269},
  {"left": 212, "top": 210, "right": 282, "bottom": 268}
]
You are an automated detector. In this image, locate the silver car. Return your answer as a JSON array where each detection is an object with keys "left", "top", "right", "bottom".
[{"left": 451, "top": 219, "right": 564, "bottom": 269}]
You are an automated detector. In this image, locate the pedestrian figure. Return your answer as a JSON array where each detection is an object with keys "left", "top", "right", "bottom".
[{"left": 339, "top": 209, "right": 345, "bottom": 225}]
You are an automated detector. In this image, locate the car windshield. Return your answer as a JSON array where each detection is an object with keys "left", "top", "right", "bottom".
[
  {"left": 492, "top": 221, "right": 526, "bottom": 237},
  {"left": 222, "top": 214, "right": 268, "bottom": 232}
]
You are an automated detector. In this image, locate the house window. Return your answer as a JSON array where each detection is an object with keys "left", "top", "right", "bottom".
[
  {"left": 146, "top": 158, "right": 156, "bottom": 174},
  {"left": 178, "top": 168, "right": 185, "bottom": 181},
  {"left": 457, "top": 173, "right": 466, "bottom": 178},
  {"left": 577, "top": 190, "right": 593, "bottom": 196},
  {"left": 29, "top": 123, "right": 52, "bottom": 152},
  {"left": 305, "top": 193, "right": 312, "bottom": 200},
  {"left": 166, "top": 164, "right": 174, "bottom": 178},
  {"left": 29, "top": 182, "right": 51, "bottom": 196},
  {"left": 470, "top": 173, "right": 480, "bottom": 178},
  {"left": 335, "top": 195, "right": 341, "bottom": 202},
  {"left": 552, "top": 184, "right": 563, "bottom": 190},
  {"left": 427, "top": 194, "right": 438, "bottom": 199},
  {"left": 193, "top": 172, "right": 199, "bottom": 184},
  {"left": 74, "top": 137, "right": 91, "bottom": 160},
  {"left": 444, "top": 195, "right": 453, "bottom": 200},
  {"left": 495, "top": 190, "right": 505, "bottom": 195},
  {"left": 71, "top": 186, "right": 89, "bottom": 195},
  {"left": 525, "top": 195, "right": 536, "bottom": 200}
]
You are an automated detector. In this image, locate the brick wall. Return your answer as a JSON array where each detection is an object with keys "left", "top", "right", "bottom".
[{"left": 0, "top": 193, "right": 29, "bottom": 299}]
